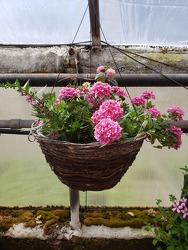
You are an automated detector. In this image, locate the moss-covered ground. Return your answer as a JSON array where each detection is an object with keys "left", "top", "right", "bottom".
[
  {"left": 0, "top": 206, "right": 162, "bottom": 250},
  {"left": 0, "top": 206, "right": 161, "bottom": 234}
]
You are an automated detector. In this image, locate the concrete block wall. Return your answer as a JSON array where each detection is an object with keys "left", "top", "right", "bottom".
[{"left": 0, "top": 45, "right": 188, "bottom": 74}]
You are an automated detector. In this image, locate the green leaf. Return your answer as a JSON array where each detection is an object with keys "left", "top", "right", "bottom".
[
  {"left": 167, "top": 246, "right": 175, "bottom": 250},
  {"left": 142, "top": 120, "right": 148, "bottom": 129},
  {"left": 152, "top": 239, "right": 158, "bottom": 246},
  {"left": 95, "top": 72, "right": 105, "bottom": 81},
  {"left": 108, "top": 78, "right": 118, "bottom": 86},
  {"left": 36, "top": 85, "right": 47, "bottom": 96},
  {"left": 166, "top": 224, "right": 173, "bottom": 230},
  {"left": 153, "top": 145, "right": 163, "bottom": 149},
  {"left": 175, "top": 246, "right": 183, "bottom": 250},
  {"left": 15, "top": 79, "right": 21, "bottom": 88},
  {"left": 23, "top": 80, "right": 30, "bottom": 93}
]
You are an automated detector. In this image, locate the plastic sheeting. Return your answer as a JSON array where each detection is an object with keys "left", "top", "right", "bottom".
[{"left": 0, "top": 0, "right": 188, "bottom": 46}]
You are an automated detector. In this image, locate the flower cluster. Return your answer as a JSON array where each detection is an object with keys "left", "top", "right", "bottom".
[
  {"left": 172, "top": 197, "right": 188, "bottom": 219},
  {"left": 0, "top": 66, "right": 185, "bottom": 148}
]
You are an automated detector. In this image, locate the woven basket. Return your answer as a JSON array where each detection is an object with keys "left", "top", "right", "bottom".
[{"left": 34, "top": 130, "right": 145, "bottom": 191}]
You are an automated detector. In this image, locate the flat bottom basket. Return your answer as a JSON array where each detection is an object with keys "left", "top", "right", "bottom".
[{"left": 35, "top": 134, "right": 145, "bottom": 191}]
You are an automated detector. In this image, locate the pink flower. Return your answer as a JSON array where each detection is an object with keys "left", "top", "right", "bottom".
[
  {"left": 37, "top": 120, "right": 43, "bottom": 126},
  {"left": 111, "top": 86, "right": 128, "bottom": 97},
  {"left": 106, "top": 68, "right": 116, "bottom": 78},
  {"left": 54, "top": 99, "right": 60, "bottom": 106},
  {"left": 170, "top": 125, "right": 183, "bottom": 136},
  {"left": 172, "top": 201, "right": 184, "bottom": 213},
  {"left": 167, "top": 106, "right": 185, "bottom": 121},
  {"left": 169, "top": 125, "right": 183, "bottom": 149},
  {"left": 144, "top": 107, "right": 161, "bottom": 118},
  {"left": 76, "top": 85, "right": 90, "bottom": 95},
  {"left": 91, "top": 82, "right": 112, "bottom": 99},
  {"left": 84, "top": 93, "right": 102, "bottom": 108},
  {"left": 172, "top": 197, "right": 188, "bottom": 219},
  {"left": 131, "top": 96, "right": 146, "bottom": 106},
  {"left": 59, "top": 87, "right": 77, "bottom": 99},
  {"left": 91, "top": 100, "right": 123, "bottom": 124},
  {"left": 94, "top": 118, "right": 122, "bottom": 144},
  {"left": 26, "top": 94, "right": 35, "bottom": 103},
  {"left": 180, "top": 197, "right": 187, "bottom": 204},
  {"left": 180, "top": 206, "right": 188, "bottom": 219},
  {"left": 141, "top": 90, "right": 156, "bottom": 100},
  {"left": 96, "top": 65, "right": 105, "bottom": 73},
  {"left": 26, "top": 94, "right": 41, "bottom": 106},
  {"left": 48, "top": 131, "right": 59, "bottom": 138}
]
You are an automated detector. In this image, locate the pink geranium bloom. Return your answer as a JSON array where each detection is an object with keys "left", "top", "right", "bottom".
[
  {"left": 106, "top": 68, "right": 116, "bottom": 78},
  {"left": 96, "top": 65, "right": 105, "bottom": 73},
  {"left": 91, "top": 109, "right": 103, "bottom": 124},
  {"left": 91, "top": 82, "right": 112, "bottom": 99},
  {"left": 48, "top": 131, "right": 59, "bottom": 138},
  {"left": 84, "top": 93, "right": 103, "bottom": 108},
  {"left": 91, "top": 100, "right": 123, "bottom": 124},
  {"left": 141, "top": 90, "right": 156, "bottom": 100},
  {"left": 144, "top": 107, "right": 161, "bottom": 118},
  {"left": 37, "top": 120, "right": 43, "bottom": 126},
  {"left": 169, "top": 125, "right": 183, "bottom": 149},
  {"left": 94, "top": 118, "right": 122, "bottom": 144},
  {"left": 170, "top": 125, "right": 183, "bottom": 136},
  {"left": 131, "top": 96, "right": 145, "bottom": 106},
  {"left": 111, "top": 86, "right": 128, "bottom": 97},
  {"left": 59, "top": 87, "right": 77, "bottom": 99},
  {"left": 167, "top": 106, "right": 185, "bottom": 121},
  {"left": 76, "top": 85, "right": 90, "bottom": 95},
  {"left": 54, "top": 99, "right": 60, "bottom": 106}
]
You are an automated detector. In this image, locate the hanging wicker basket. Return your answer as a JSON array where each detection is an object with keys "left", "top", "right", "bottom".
[{"left": 33, "top": 128, "right": 145, "bottom": 191}]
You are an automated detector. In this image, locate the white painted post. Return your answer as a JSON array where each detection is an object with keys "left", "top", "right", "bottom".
[{"left": 69, "top": 188, "right": 81, "bottom": 230}]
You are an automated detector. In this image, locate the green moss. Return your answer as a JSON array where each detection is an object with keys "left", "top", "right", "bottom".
[
  {"left": 130, "top": 218, "right": 144, "bottom": 228},
  {"left": 36, "top": 210, "right": 59, "bottom": 222},
  {"left": 0, "top": 215, "right": 15, "bottom": 231},
  {"left": 53, "top": 209, "right": 70, "bottom": 220},
  {"left": 146, "top": 53, "right": 188, "bottom": 65},
  {"left": 0, "top": 206, "right": 160, "bottom": 233}
]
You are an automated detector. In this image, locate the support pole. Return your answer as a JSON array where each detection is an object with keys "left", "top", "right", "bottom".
[
  {"left": 88, "top": 0, "right": 101, "bottom": 49},
  {"left": 69, "top": 188, "right": 81, "bottom": 230}
]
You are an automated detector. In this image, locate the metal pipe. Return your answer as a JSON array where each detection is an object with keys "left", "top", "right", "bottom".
[
  {"left": 0, "top": 120, "right": 188, "bottom": 133},
  {"left": 0, "top": 73, "right": 188, "bottom": 87},
  {"left": 0, "top": 129, "right": 30, "bottom": 135},
  {"left": 0, "top": 119, "right": 35, "bottom": 129},
  {"left": 69, "top": 189, "right": 81, "bottom": 230}
]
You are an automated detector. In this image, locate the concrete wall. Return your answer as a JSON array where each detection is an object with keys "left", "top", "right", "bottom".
[{"left": 0, "top": 45, "right": 188, "bottom": 74}]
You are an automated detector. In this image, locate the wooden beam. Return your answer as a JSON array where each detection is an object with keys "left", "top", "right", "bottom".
[{"left": 88, "top": 0, "right": 101, "bottom": 49}]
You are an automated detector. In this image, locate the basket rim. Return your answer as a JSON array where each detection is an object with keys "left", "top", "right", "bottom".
[{"left": 31, "top": 121, "right": 146, "bottom": 146}]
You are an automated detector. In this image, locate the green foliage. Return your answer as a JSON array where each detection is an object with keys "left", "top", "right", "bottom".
[{"left": 0, "top": 66, "right": 184, "bottom": 147}]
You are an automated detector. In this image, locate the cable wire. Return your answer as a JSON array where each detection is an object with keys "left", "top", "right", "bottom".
[{"left": 71, "top": 4, "right": 89, "bottom": 45}]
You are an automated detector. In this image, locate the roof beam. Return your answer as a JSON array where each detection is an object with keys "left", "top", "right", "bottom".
[{"left": 88, "top": 0, "right": 101, "bottom": 49}]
